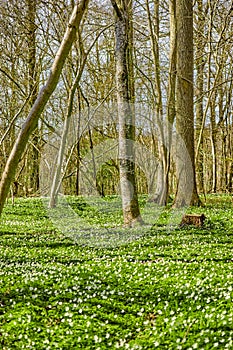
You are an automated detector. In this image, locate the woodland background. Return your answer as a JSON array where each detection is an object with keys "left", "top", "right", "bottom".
[{"left": 0, "top": 0, "right": 232, "bottom": 202}]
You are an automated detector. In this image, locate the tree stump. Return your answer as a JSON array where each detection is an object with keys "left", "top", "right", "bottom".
[{"left": 180, "top": 214, "right": 206, "bottom": 227}]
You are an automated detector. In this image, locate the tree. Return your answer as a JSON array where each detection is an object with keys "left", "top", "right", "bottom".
[
  {"left": 111, "top": 0, "right": 143, "bottom": 226},
  {"left": 164, "top": 0, "right": 177, "bottom": 203},
  {"left": 0, "top": 0, "right": 28, "bottom": 185},
  {"left": 27, "top": 0, "right": 40, "bottom": 193},
  {"left": 145, "top": 0, "right": 167, "bottom": 205},
  {"left": 0, "top": 0, "right": 90, "bottom": 216},
  {"left": 194, "top": 0, "right": 207, "bottom": 194},
  {"left": 194, "top": 1, "right": 233, "bottom": 194},
  {"left": 173, "top": 0, "right": 201, "bottom": 207},
  {"left": 133, "top": 0, "right": 176, "bottom": 205},
  {"left": 49, "top": 23, "right": 111, "bottom": 207},
  {"left": 1, "top": 0, "right": 231, "bottom": 205}
]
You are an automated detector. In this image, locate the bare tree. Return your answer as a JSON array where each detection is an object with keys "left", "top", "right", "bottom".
[
  {"left": 194, "top": 0, "right": 207, "bottom": 194},
  {"left": 27, "top": 0, "right": 40, "bottom": 193},
  {"left": 145, "top": 0, "right": 167, "bottom": 205},
  {"left": 173, "top": 0, "right": 201, "bottom": 207},
  {"left": 49, "top": 23, "right": 111, "bottom": 207},
  {"left": 111, "top": 0, "right": 143, "bottom": 226},
  {"left": 0, "top": 0, "right": 90, "bottom": 215},
  {"left": 163, "top": 0, "right": 177, "bottom": 204}
]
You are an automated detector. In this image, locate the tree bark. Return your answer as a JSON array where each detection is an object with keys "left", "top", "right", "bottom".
[
  {"left": 195, "top": 0, "right": 206, "bottom": 194},
  {"left": 173, "top": 0, "right": 201, "bottom": 207},
  {"left": 0, "top": 0, "right": 89, "bottom": 215},
  {"left": 146, "top": 0, "right": 169, "bottom": 206},
  {"left": 210, "top": 95, "right": 217, "bottom": 193},
  {"left": 163, "top": 0, "right": 177, "bottom": 204},
  {"left": 27, "top": 0, "right": 40, "bottom": 193},
  {"left": 111, "top": 0, "right": 143, "bottom": 226}
]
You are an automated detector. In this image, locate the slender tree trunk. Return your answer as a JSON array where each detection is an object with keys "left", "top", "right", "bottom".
[
  {"left": 49, "top": 26, "right": 96, "bottom": 207},
  {"left": 226, "top": 75, "right": 233, "bottom": 192},
  {"left": 228, "top": 162, "right": 233, "bottom": 193},
  {"left": 210, "top": 98, "right": 217, "bottom": 193},
  {"left": 0, "top": 0, "right": 90, "bottom": 215},
  {"left": 173, "top": 0, "right": 201, "bottom": 207},
  {"left": 75, "top": 90, "right": 82, "bottom": 196},
  {"left": 27, "top": 0, "right": 40, "bottom": 193},
  {"left": 49, "top": 78, "right": 79, "bottom": 208},
  {"left": 146, "top": 0, "right": 168, "bottom": 205},
  {"left": 111, "top": 0, "right": 142, "bottom": 226},
  {"left": 218, "top": 71, "right": 227, "bottom": 192}
]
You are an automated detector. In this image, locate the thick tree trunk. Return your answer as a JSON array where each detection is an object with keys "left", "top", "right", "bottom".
[
  {"left": 195, "top": 0, "right": 205, "bottom": 194},
  {"left": 0, "top": 0, "right": 89, "bottom": 215},
  {"left": 163, "top": 0, "right": 177, "bottom": 203},
  {"left": 111, "top": 0, "right": 142, "bottom": 226},
  {"left": 173, "top": 0, "right": 201, "bottom": 207}
]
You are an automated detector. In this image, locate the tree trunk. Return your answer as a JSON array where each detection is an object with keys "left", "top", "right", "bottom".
[
  {"left": 111, "top": 0, "right": 143, "bottom": 226},
  {"left": 0, "top": 0, "right": 89, "bottom": 215},
  {"left": 49, "top": 78, "right": 79, "bottom": 208},
  {"left": 75, "top": 90, "right": 82, "bottom": 196},
  {"left": 210, "top": 98, "right": 217, "bottom": 193},
  {"left": 195, "top": 0, "right": 206, "bottom": 194},
  {"left": 163, "top": 0, "right": 177, "bottom": 203},
  {"left": 173, "top": 0, "right": 201, "bottom": 207},
  {"left": 49, "top": 23, "right": 99, "bottom": 207},
  {"left": 146, "top": 0, "right": 168, "bottom": 206},
  {"left": 27, "top": 0, "right": 40, "bottom": 193}
]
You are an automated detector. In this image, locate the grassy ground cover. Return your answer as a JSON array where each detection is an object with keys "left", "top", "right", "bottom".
[{"left": 0, "top": 195, "right": 232, "bottom": 349}]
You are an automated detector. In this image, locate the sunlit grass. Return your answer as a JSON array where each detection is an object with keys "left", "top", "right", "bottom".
[{"left": 0, "top": 195, "right": 232, "bottom": 349}]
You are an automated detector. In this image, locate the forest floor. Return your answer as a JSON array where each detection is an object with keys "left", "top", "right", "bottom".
[{"left": 0, "top": 195, "right": 232, "bottom": 349}]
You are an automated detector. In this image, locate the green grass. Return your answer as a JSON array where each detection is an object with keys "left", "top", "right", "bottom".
[{"left": 0, "top": 195, "right": 232, "bottom": 349}]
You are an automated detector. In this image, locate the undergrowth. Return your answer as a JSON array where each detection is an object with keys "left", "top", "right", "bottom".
[{"left": 0, "top": 194, "right": 232, "bottom": 349}]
